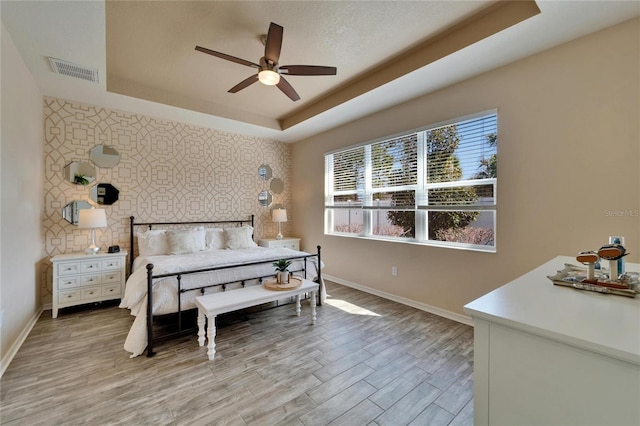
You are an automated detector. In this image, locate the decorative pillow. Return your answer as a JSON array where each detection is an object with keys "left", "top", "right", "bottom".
[
  {"left": 224, "top": 226, "right": 258, "bottom": 249},
  {"left": 204, "top": 228, "right": 225, "bottom": 250},
  {"left": 136, "top": 230, "right": 169, "bottom": 256},
  {"left": 167, "top": 229, "right": 206, "bottom": 255}
]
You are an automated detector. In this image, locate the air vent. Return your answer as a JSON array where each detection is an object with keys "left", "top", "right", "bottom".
[{"left": 48, "top": 57, "right": 99, "bottom": 83}]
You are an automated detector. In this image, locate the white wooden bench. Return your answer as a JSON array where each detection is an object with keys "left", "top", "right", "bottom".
[{"left": 195, "top": 278, "right": 319, "bottom": 360}]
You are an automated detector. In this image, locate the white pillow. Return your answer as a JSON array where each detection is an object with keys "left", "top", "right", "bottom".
[
  {"left": 224, "top": 226, "right": 257, "bottom": 249},
  {"left": 205, "top": 228, "right": 225, "bottom": 250},
  {"left": 167, "top": 229, "right": 206, "bottom": 255},
  {"left": 136, "top": 230, "right": 169, "bottom": 256}
]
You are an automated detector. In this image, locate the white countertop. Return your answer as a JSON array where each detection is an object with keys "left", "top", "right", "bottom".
[{"left": 464, "top": 256, "right": 640, "bottom": 365}]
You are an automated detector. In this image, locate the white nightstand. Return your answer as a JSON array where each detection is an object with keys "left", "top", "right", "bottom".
[
  {"left": 51, "top": 251, "right": 127, "bottom": 318},
  {"left": 258, "top": 238, "right": 300, "bottom": 251}
]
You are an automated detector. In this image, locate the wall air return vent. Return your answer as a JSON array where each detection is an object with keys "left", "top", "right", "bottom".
[{"left": 48, "top": 57, "right": 99, "bottom": 83}]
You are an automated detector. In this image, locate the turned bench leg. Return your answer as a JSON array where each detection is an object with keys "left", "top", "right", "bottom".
[
  {"left": 311, "top": 290, "right": 317, "bottom": 325},
  {"left": 197, "top": 309, "right": 206, "bottom": 347},
  {"left": 206, "top": 314, "right": 217, "bottom": 360}
]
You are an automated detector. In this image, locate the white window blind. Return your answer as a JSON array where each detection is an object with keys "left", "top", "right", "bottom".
[{"left": 325, "top": 111, "right": 497, "bottom": 251}]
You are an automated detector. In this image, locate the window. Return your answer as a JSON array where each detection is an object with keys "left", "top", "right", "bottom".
[{"left": 325, "top": 111, "right": 497, "bottom": 252}]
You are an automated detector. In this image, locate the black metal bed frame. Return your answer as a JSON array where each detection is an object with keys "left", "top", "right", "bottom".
[{"left": 128, "top": 215, "right": 322, "bottom": 357}]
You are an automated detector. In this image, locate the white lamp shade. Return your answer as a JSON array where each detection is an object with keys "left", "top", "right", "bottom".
[
  {"left": 78, "top": 208, "right": 107, "bottom": 229},
  {"left": 272, "top": 208, "right": 287, "bottom": 223}
]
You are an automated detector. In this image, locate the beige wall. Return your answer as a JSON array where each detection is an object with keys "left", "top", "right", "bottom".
[
  {"left": 291, "top": 18, "right": 640, "bottom": 317},
  {"left": 42, "top": 99, "right": 291, "bottom": 306},
  {"left": 1, "top": 23, "right": 44, "bottom": 366}
]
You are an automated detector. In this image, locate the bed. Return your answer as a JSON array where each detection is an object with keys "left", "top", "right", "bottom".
[{"left": 120, "top": 216, "right": 324, "bottom": 358}]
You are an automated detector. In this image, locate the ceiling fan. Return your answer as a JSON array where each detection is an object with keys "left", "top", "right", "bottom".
[{"left": 195, "top": 22, "right": 337, "bottom": 101}]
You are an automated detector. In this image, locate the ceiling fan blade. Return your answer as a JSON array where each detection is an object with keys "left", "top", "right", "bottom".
[
  {"left": 276, "top": 76, "right": 300, "bottom": 101},
  {"left": 279, "top": 65, "right": 337, "bottom": 76},
  {"left": 264, "top": 22, "right": 283, "bottom": 64},
  {"left": 228, "top": 74, "right": 259, "bottom": 93},
  {"left": 195, "top": 46, "right": 259, "bottom": 68}
]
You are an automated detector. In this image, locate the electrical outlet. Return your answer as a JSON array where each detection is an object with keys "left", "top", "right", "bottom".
[{"left": 391, "top": 266, "right": 398, "bottom": 276}]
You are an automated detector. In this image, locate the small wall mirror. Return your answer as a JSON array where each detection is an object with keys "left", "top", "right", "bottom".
[
  {"left": 258, "top": 190, "right": 272, "bottom": 207},
  {"left": 64, "top": 161, "right": 96, "bottom": 185},
  {"left": 270, "top": 177, "right": 284, "bottom": 194},
  {"left": 62, "top": 200, "right": 91, "bottom": 225},
  {"left": 258, "top": 164, "right": 272, "bottom": 181},
  {"left": 90, "top": 144, "right": 120, "bottom": 168},
  {"left": 90, "top": 183, "right": 120, "bottom": 205}
]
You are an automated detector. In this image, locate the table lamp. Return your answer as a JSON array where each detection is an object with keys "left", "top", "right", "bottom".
[
  {"left": 272, "top": 208, "right": 287, "bottom": 240},
  {"left": 78, "top": 208, "right": 107, "bottom": 254}
]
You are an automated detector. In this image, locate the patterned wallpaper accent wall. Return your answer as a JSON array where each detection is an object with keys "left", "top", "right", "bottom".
[{"left": 42, "top": 97, "right": 290, "bottom": 305}]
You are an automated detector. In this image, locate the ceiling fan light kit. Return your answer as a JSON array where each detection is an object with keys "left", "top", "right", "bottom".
[
  {"left": 196, "top": 22, "right": 336, "bottom": 101},
  {"left": 258, "top": 70, "right": 280, "bottom": 86}
]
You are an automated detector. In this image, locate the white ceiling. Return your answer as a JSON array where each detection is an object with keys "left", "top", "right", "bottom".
[{"left": 2, "top": 1, "right": 639, "bottom": 142}]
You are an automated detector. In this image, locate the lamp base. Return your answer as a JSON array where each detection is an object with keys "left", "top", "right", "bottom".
[
  {"left": 85, "top": 245, "right": 100, "bottom": 255},
  {"left": 276, "top": 233, "right": 283, "bottom": 240}
]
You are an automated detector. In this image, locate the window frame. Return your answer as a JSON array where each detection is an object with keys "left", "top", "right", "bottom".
[{"left": 325, "top": 110, "right": 498, "bottom": 253}]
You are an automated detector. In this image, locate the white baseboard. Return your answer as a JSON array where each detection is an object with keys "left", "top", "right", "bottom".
[
  {"left": 1, "top": 307, "right": 44, "bottom": 377},
  {"left": 323, "top": 274, "right": 473, "bottom": 326}
]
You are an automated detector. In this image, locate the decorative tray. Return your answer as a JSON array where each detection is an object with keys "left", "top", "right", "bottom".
[
  {"left": 547, "top": 264, "right": 638, "bottom": 298},
  {"left": 263, "top": 277, "right": 302, "bottom": 291}
]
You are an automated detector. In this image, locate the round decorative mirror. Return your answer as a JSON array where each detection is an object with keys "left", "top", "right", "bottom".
[
  {"left": 90, "top": 145, "right": 121, "bottom": 168},
  {"left": 62, "top": 200, "right": 91, "bottom": 225},
  {"left": 258, "top": 164, "right": 272, "bottom": 181},
  {"left": 270, "top": 177, "right": 284, "bottom": 194},
  {"left": 90, "top": 183, "right": 120, "bottom": 205},
  {"left": 63, "top": 161, "right": 96, "bottom": 185},
  {"left": 258, "top": 190, "right": 272, "bottom": 207}
]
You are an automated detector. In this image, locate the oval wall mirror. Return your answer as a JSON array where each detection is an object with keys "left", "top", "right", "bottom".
[
  {"left": 90, "top": 145, "right": 121, "bottom": 168},
  {"left": 270, "top": 177, "right": 285, "bottom": 194},
  {"left": 90, "top": 183, "right": 120, "bottom": 205},
  {"left": 258, "top": 164, "right": 272, "bottom": 181},
  {"left": 258, "top": 190, "right": 272, "bottom": 207},
  {"left": 63, "top": 161, "right": 96, "bottom": 185},
  {"left": 62, "top": 200, "right": 91, "bottom": 225}
]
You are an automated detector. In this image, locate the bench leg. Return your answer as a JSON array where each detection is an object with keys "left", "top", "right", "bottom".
[
  {"left": 311, "top": 290, "right": 317, "bottom": 325},
  {"left": 206, "top": 314, "right": 217, "bottom": 360},
  {"left": 197, "top": 309, "right": 206, "bottom": 347},
  {"left": 295, "top": 294, "right": 301, "bottom": 316}
]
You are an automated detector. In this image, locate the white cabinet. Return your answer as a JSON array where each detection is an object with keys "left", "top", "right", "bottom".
[
  {"left": 464, "top": 256, "right": 640, "bottom": 426},
  {"left": 52, "top": 251, "right": 127, "bottom": 318},
  {"left": 258, "top": 238, "right": 300, "bottom": 251}
]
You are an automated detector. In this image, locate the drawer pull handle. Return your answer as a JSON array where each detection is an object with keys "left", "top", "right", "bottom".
[
  {"left": 108, "top": 276, "right": 114, "bottom": 279},
  {"left": 66, "top": 295, "right": 73, "bottom": 299},
  {"left": 87, "top": 266, "right": 93, "bottom": 269},
  {"left": 65, "top": 267, "right": 73, "bottom": 271}
]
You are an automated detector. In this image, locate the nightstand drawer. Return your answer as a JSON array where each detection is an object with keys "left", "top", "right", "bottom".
[
  {"left": 81, "top": 274, "right": 101, "bottom": 286},
  {"left": 258, "top": 238, "right": 300, "bottom": 251},
  {"left": 101, "top": 271, "right": 121, "bottom": 284},
  {"left": 102, "top": 284, "right": 122, "bottom": 297},
  {"left": 58, "top": 276, "right": 81, "bottom": 290},
  {"left": 58, "top": 263, "right": 81, "bottom": 276},
  {"left": 59, "top": 289, "right": 81, "bottom": 303},
  {"left": 81, "top": 287, "right": 101, "bottom": 299},
  {"left": 101, "top": 258, "right": 122, "bottom": 270},
  {"left": 81, "top": 261, "right": 101, "bottom": 273}
]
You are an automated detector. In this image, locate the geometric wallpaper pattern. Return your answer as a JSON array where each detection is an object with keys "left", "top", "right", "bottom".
[{"left": 42, "top": 97, "right": 291, "bottom": 305}]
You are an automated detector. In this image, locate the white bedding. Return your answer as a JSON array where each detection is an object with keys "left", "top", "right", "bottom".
[{"left": 120, "top": 247, "right": 323, "bottom": 357}]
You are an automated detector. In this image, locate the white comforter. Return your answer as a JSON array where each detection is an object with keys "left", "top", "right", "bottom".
[{"left": 120, "top": 247, "right": 323, "bottom": 357}]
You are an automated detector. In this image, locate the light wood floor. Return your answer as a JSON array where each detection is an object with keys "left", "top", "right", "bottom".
[{"left": 1, "top": 281, "right": 474, "bottom": 425}]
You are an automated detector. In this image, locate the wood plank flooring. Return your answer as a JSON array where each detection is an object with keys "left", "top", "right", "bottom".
[{"left": 0, "top": 281, "right": 474, "bottom": 425}]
